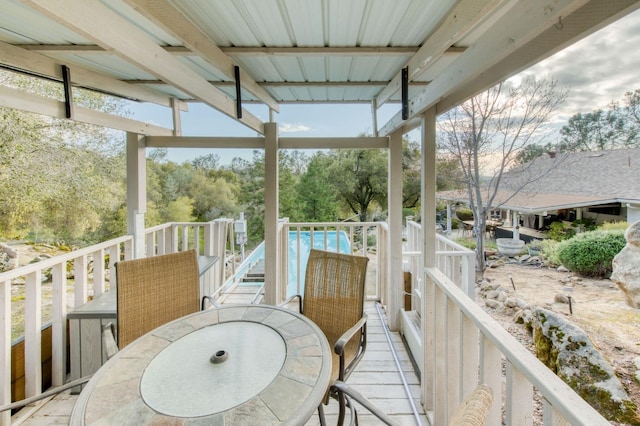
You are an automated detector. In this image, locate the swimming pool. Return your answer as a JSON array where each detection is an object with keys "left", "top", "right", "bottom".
[
  {"left": 228, "top": 230, "right": 351, "bottom": 297},
  {"left": 287, "top": 230, "right": 351, "bottom": 296}
]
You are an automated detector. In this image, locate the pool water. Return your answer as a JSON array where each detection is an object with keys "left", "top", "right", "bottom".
[
  {"left": 231, "top": 230, "right": 351, "bottom": 297},
  {"left": 287, "top": 230, "right": 351, "bottom": 296}
]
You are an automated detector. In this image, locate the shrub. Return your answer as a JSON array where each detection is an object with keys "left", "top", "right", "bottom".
[
  {"left": 455, "top": 208, "right": 474, "bottom": 221},
  {"left": 598, "top": 221, "right": 629, "bottom": 232},
  {"left": 548, "top": 221, "right": 575, "bottom": 241},
  {"left": 557, "top": 230, "right": 626, "bottom": 277},
  {"left": 540, "top": 239, "right": 561, "bottom": 266}
]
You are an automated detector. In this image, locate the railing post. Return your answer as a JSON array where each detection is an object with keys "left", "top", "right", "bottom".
[
  {"left": 25, "top": 271, "right": 42, "bottom": 399},
  {"left": 92, "top": 249, "right": 105, "bottom": 297},
  {"left": 51, "top": 263, "right": 67, "bottom": 387},
  {"left": 74, "top": 256, "right": 88, "bottom": 309}
]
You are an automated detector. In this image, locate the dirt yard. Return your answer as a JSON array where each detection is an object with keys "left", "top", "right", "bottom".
[{"left": 478, "top": 260, "right": 640, "bottom": 421}]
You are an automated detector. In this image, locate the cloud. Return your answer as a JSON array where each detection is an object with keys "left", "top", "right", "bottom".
[
  {"left": 520, "top": 9, "right": 640, "bottom": 120},
  {"left": 279, "top": 123, "right": 312, "bottom": 133}
]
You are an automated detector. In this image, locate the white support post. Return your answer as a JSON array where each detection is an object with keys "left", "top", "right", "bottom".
[
  {"left": 264, "top": 122, "right": 279, "bottom": 305},
  {"left": 126, "top": 133, "right": 147, "bottom": 259},
  {"left": 421, "top": 107, "right": 437, "bottom": 408},
  {"left": 446, "top": 202, "right": 452, "bottom": 233},
  {"left": 387, "top": 130, "right": 402, "bottom": 331},
  {"left": 171, "top": 97, "right": 182, "bottom": 136}
]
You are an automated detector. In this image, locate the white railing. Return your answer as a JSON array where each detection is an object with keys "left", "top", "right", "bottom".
[
  {"left": 424, "top": 267, "right": 609, "bottom": 425},
  {"left": 281, "top": 222, "right": 388, "bottom": 301},
  {"left": 0, "top": 219, "right": 232, "bottom": 424},
  {"left": 404, "top": 220, "right": 475, "bottom": 318}
]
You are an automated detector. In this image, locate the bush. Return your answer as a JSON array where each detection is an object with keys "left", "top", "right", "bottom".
[
  {"left": 548, "top": 221, "right": 575, "bottom": 241},
  {"left": 455, "top": 208, "right": 474, "bottom": 221},
  {"left": 598, "top": 221, "right": 629, "bottom": 232},
  {"left": 557, "top": 230, "right": 626, "bottom": 277},
  {"left": 540, "top": 239, "right": 561, "bottom": 266}
]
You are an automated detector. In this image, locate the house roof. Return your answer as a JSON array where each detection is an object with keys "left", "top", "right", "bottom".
[
  {"left": 2, "top": 0, "right": 639, "bottom": 138},
  {"left": 438, "top": 148, "right": 640, "bottom": 213}
]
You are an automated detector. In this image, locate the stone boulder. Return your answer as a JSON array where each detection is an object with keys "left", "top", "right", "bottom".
[
  {"left": 611, "top": 220, "right": 640, "bottom": 308},
  {"left": 526, "top": 308, "right": 639, "bottom": 424}
]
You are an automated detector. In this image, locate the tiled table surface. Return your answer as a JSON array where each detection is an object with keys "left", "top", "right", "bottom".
[{"left": 70, "top": 304, "right": 331, "bottom": 425}]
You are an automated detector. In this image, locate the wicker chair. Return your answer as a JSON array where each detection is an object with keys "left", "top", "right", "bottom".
[
  {"left": 114, "top": 249, "right": 207, "bottom": 349},
  {"left": 286, "top": 248, "right": 369, "bottom": 426}
]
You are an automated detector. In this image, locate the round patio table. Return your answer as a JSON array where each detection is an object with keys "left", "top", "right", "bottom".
[{"left": 70, "top": 304, "right": 331, "bottom": 425}]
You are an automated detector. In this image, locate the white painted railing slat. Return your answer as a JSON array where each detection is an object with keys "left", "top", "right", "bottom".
[{"left": 25, "top": 271, "right": 42, "bottom": 398}]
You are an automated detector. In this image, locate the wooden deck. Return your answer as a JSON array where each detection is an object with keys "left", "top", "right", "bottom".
[{"left": 10, "top": 288, "right": 428, "bottom": 426}]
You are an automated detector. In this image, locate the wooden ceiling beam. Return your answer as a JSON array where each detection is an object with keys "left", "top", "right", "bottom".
[
  {"left": 123, "top": 0, "right": 278, "bottom": 113},
  {"left": 380, "top": 0, "right": 593, "bottom": 136},
  {"left": 0, "top": 41, "right": 184, "bottom": 108},
  {"left": 24, "top": 0, "right": 264, "bottom": 134},
  {"left": 375, "top": 0, "right": 502, "bottom": 109}
]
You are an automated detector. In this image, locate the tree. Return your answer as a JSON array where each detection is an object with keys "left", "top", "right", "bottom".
[
  {"left": 437, "top": 76, "right": 568, "bottom": 271},
  {"left": 326, "top": 148, "right": 387, "bottom": 222},
  {"left": 560, "top": 89, "right": 640, "bottom": 152},
  {"left": 296, "top": 153, "right": 338, "bottom": 221},
  {"left": 0, "top": 70, "right": 127, "bottom": 242},
  {"left": 559, "top": 110, "right": 626, "bottom": 151},
  {"left": 402, "top": 139, "right": 421, "bottom": 210}
]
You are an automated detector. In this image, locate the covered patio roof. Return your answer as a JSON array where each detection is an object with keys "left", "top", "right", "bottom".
[{"left": 2, "top": 0, "right": 639, "bottom": 138}]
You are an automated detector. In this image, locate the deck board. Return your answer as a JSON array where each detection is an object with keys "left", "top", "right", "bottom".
[{"left": 14, "top": 294, "right": 429, "bottom": 426}]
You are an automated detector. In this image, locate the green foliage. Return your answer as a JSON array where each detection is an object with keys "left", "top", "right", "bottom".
[
  {"left": 0, "top": 70, "right": 127, "bottom": 243},
  {"left": 547, "top": 221, "right": 575, "bottom": 241},
  {"left": 557, "top": 230, "right": 626, "bottom": 277},
  {"left": 540, "top": 239, "right": 561, "bottom": 266},
  {"left": 572, "top": 218, "right": 596, "bottom": 232},
  {"left": 326, "top": 148, "right": 388, "bottom": 222},
  {"left": 455, "top": 208, "right": 473, "bottom": 221},
  {"left": 598, "top": 221, "right": 629, "bottom": 232},
  {"left": 455, "top": 237, "right": 476, "bottom": 250},
  {"left": 296, "top": 153, "right": 338, "bottom": 221},
  {"left": 164, "top": 196, "right": 196, "bottom": 222}
]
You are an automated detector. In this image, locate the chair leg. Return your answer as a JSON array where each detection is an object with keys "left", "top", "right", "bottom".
[
  {"left": 318, "top": 403, "right": 326, "bottom": 426},
  {"left": 338, "top": 391, "right": 347, "bottom": 426}
]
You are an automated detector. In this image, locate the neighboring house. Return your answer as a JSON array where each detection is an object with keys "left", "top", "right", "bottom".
[{"left": 438, "top": 148, "right": 640, "bottom": 232}]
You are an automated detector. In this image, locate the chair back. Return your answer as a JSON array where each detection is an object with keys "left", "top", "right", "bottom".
[
  {"left": 448, "top": 384, "right": 494, "bottom": 426},
  {"left": 303, "top": 249, "right": 369, "bottom": 382},
  {"left": 115, "top": 249, "right": 200, "bottom": 348}
]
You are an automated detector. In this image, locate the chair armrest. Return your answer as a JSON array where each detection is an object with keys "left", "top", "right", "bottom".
[
  {"left": 335, "top": 314, "right": 367, "bottom": 356},
  {"left": 278, "top": 294, "right": 302, "bottom": 312},
  {"left": 335, "top": 313, "right": 367, "bottom": 382},
  {"left": 332, "top": 380, "right": 399, "bottom": 426},
  {"left": 201, "top": 295, "right": 220, "bottom": 310},
  {"left": 0, "top": 375, "right": 93, "bottom": 413}
]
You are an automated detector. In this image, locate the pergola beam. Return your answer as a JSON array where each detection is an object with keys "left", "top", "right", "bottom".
[
  {"left": 0, "top": 41, "right": 184, "bottom": 108},
  {"left": 379, "top": 0, "right": 595, "bottom": 136},
  {"left": 0, "top": 85, "right": 173, "bottom": 136},
  {"left": 375, "top": 0, "right": 502, "bottom": 108},
  {"left": 24, "top": 0, "right": 264, "bottom": 134},
  {"left": 16, "top": 44, "right": 423, "bottom": 56},
  {"left": 123, "top": 0, "right": 279, "bottom": 113}
]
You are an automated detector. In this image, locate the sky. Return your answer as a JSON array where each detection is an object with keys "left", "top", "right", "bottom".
[{"left": 128, "top": 8, "right": 640, "bottom": 166}]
